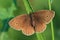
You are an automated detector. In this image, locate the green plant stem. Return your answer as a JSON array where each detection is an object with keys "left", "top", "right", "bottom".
[
  {"left": 36, "top": 33, "right": 44, "bottom": 40},
  {"left": 0, "top": 32, "right": 8, "bottom": 40},
  {"left": 23, "top": 0, "right": 33, "bottom": 14},
  {"left": 48, "top": 0, "right": 54, "bottom": 40},
  {"left": 23, "top": 0, "right": 44, "bottom": 40}
]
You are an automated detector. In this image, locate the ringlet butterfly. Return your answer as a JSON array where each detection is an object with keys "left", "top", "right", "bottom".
[{"left": 9, "top": 10, "right": 55, "bottom": 36}]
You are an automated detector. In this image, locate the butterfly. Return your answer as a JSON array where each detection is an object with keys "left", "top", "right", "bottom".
[{"left": 9, "top": 10, "right": 55, "bottom": 36}]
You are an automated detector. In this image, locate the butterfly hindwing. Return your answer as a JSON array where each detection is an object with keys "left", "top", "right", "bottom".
[
  {"left": 35, "top": 20, "right": 46, "bottom": 33},
  {"left": 21, "top": 14, "right": 35, "bottom": 36}
]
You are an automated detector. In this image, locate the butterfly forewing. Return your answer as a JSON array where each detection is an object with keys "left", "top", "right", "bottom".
[
  {"left": 33, "top": 10, "right": 55, "bottom": 24},
  {"left": 9, "top": 14, "right": 28, "bottom": 30}
]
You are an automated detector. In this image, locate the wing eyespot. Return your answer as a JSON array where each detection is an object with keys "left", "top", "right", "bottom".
[
  {"left": 16, "top": 23, "right": 18, "bottom": 24},
  {"left": 47, "top": 15, "right": 49, "bottom": 17}
]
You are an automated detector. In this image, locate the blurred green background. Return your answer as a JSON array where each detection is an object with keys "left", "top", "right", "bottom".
[{"left": 0, "top": 0, "right": 60, "bottom": 40}]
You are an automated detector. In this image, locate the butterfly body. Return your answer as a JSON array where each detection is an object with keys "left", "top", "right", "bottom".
[{"left": 9, "top": 10, "right": 55, "bottom": 36}]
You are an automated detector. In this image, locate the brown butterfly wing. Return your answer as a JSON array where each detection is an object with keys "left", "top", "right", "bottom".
[
  {"left": 33, "top": 10, "right": 55, "bottom": 32},
  {"left": 21, "top": 14, "right": 35, "bottom": 36},
  {"left": 35, "top": 19, "right": 46, "bottom": 33},
  {"left": 33, "top": 10, "right": 55, "bottom": 24},
  {"left": 9, "top": 14, "right": 27, "bottom": 30},
  {"left": 9, "top": 14, "right": 34, "bottom": 36},
  {"left": 31, "top": 15, "right": 46, "bottom": 32}
]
